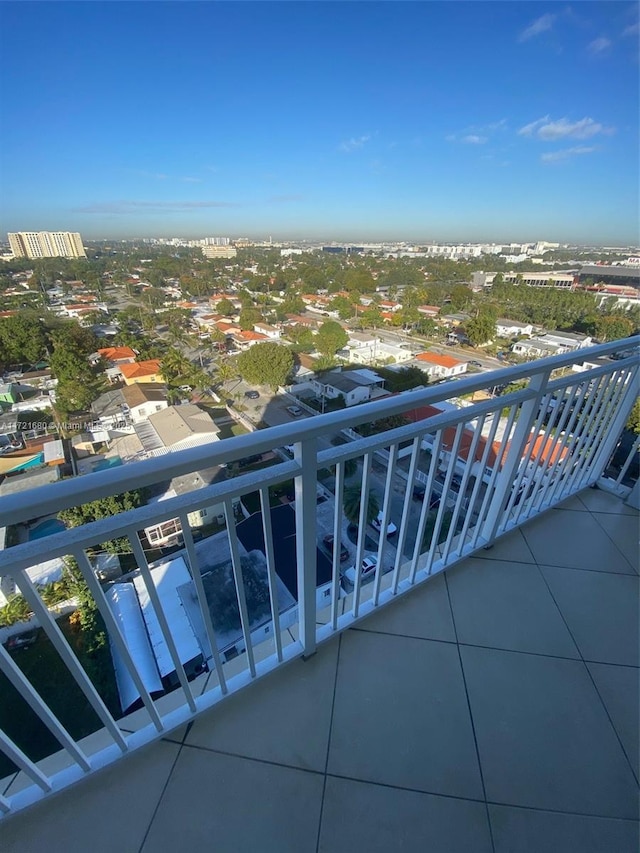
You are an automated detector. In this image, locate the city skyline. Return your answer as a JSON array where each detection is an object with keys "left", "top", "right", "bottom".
[{"left": 1, "top": 2, "right": 638, "bottom": 244}]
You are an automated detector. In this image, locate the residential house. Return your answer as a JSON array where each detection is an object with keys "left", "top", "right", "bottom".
[
  {"left": 344, "top": 334, "right": 412, "bottom": 366},
  {"left": 311, "top": 368, "right": 387, "bottom": 407},
  {"left": 91, "top": 346, "right": 137, "bottom": 384},
  {"left": 513, "top": 332, "right": 593, "bottom": 358},
  {"left": 135, "top": 405, "right": 220, "bottom": 456},
  {"left": 417, "top": 305, "right": 441, "bottom": 318},
  {"left": 496, "top": 319, "right": 534, "bottom": 339},
  {"left": 415, "top": 352, "right": 468, "bottom": 379},
  {"left": 253, "top": 323, "right": 281, "bottom": 340},
  {"left": 121, "top": 383, "right": 169, "bottom": 423},
  {"left": 119, "top": 359, "right": 164, "bottom": 386},
  {"left": 230, "top": 330, "right": 269, "bottom": 350}
]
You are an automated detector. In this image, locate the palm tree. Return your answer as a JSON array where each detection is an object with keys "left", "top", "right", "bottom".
[
  {"left": 161, "top": 347, "right": 192, "bottom": 385},
  {"left": 343, "top": 485, "right": 379, "bottom": 528}
]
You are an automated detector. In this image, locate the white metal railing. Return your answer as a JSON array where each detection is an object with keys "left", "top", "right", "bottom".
[{"left": 0, "top": 338, "right": 637, "bottom": 818}]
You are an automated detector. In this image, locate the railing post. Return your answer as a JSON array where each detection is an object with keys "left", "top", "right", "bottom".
[
  {"left": 479, "top": 370, "right": 550, "bottom": 547},
  {"left": 294, "top": 437, "right": 317, "bottom": 658}
]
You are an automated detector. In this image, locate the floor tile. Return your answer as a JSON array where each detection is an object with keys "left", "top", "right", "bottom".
[
  {"left": 489, "top": 804, "right": 640, "bottom": 853},
  {"left": 520, "top": 509, "right": 635, "bottom": 573},
  {"left": 460, "top": 645, "right": 639, "bottom": 818},
  {"left": 577, "top": 487, "right": 638, "bottom": 516},
  {"left": 591, "top": 511, "right": 639, "bottom": 572},
  {"left": 2, "top": 740, "right": 180, "bottom": 853},
  {"left": 473, "top": 527, "right": 536, "bottom": 564},
  {"left": 446, "top": 558, "right": 580, "bottom": 657},
  {"left": 552, "top": 493, "right": 590, "bottom": 512},
  {"left": 185, "top": 638, "right": 339, "bottom": 772},
  {"left": 143, "top": 747, "right": 323, "bottom": 853},
  {"left": 541, "top": 565, "right": 639, "bottom": 666},
  {"left": 587, "top": 662, "right": 639, "bottom": 778},
  {"left": 352, "top": 572, "right": 456, "bottom": 642},
  {"left": 327, "top": 631, "right": 483, "bottom": 800},
  {"left": 319, "top": 776, "right": 493, "bottom": 853}
]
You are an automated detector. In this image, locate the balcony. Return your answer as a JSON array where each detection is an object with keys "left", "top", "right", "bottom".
[{"left": 0, "top": 340, "right": 638, "bottom": 851}]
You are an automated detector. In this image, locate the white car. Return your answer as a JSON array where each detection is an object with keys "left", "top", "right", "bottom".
[
  {"left": 371, "top": 512, "right": 398, "bottom": 536},
  {"left": 343, "top": 555, "right": 378, "bottom": 585}
]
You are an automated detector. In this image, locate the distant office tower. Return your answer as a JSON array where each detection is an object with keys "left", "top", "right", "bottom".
[
  {"left": 8, "top": 231, "right": 87, "bottom": 259},
  {"left": 201, "top": 245, "right": 237, "bottom": 259}
]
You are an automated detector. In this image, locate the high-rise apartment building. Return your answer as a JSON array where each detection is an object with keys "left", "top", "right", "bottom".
[
  {"left": 8, "top": 231, "right": 87, "bottom": 259},
  {"left": 201, "top": 245, "right": 237, "bottom": 259}
]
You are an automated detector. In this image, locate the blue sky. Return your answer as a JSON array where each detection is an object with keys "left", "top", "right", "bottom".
[{"left": 1, "top": 2, "right": 638, "bottom": 244}]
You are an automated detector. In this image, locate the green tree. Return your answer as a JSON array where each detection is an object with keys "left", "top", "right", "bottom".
[
  {"left": 465, "top": 315, "right": 496, "bottom": 346},
  {"left": 216, "top": 298, "right": 237, "bottom": 316},
  {"left": 593, "top": 315, "right": 634, "bottom": 343},
  {"left": 360, "top": 307, "right": 385, "bottom": 329},
  {"left": 161, "top": 347, "right": 193, "bottom": 385},
  {"left": 315, "top": 320, "right": 348, "bottom": 356},
  {"left": 329, "top": 295, "right": 355, "bottom": 320},
  {"left": 287, "top": 326, "right": 315, "bottom": 351},
  {"left": 59, "top": 491, "right": 146, "bottom": 555},
  {"left": 239, "top": 306, "right": 263, "bottom": 330},
  {"left": 0, "top": 314, "right": 49, "bottom": 365},
  {"left": 449, "top": 284, "right": 472, "bottom": 312},
  {"left": 236, "top": 342, "right": 294, "bottom": 389},
  {"left": 342, "top": 485, "right": 379, "bottom": 527},
  {"left": 626, "top": 399, "right": 640, "bottom": 435}
]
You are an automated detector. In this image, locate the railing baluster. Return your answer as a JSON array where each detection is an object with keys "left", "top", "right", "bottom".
[
  {"left": 352, "top": 451, "right": 373, "bottom": 618},
  {"left": 258, "top": 489, "right": 283, "bottom": 662},
  {"left": 544, "top": 379, "right": 592, "bottom": 507},
  {"left": 224, "top": 498, "right": 257, "bottom": 676},
  {"left": 571, "top": 371, "right": 624, "bottom": 490},
  {"left": 410, "top": 429, "right": 445, "bottom": 580},
  {"left": 614, "top": 434, "right": 640, "bottom": 487},
  {"left": 11, "top": 571, "right": 128, "bottom": 751},
  {"left": 72, "top": 547, "right": 165, "bottom": 730},
  {"left": 479, "top": 371, "right": 550, "bottom": 546},
  {"left": 129, "top": 534, "right": 197, "bottom": 712},
  {"left": 470, "top": 401, "right": 521, "bottom": 550},
  {"left": 293, "top": 437, "right": 318, "bottom": 655},
  {"left": 457, "top": 410, "right": 502, "bottom": 556},
  {"left": 441, "top": 414, "right": 487, "bottom": 565},
  {"left": 391, "top": 435, "right": 422, "bottom": 594},
  {"left": 178, "top": 517, "right": 229, "bottom": 692},
  {"left": 0, "top": 731, "right": 51, "bottom": 792},
  {"left": 373, "top": 442, "right": 399, "bottom": 607},
  {"left": 0, "top": 641, "right": 91, "bottom": 771},
  {"left": 330, "top": 461, "right": 345, "bottom": 631}
]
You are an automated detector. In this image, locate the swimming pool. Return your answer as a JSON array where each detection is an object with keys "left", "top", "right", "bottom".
[
  {"left": 29, "top": 518, "right": 66, "bottom": 540},
  {"left": 92, "top": 456, "right": 123, "bottom": 471}
]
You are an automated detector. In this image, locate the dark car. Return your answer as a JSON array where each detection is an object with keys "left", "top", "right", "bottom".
[
  {"left": 322, "top": 534, "right": 349, "bottom": 562},
  {"left": 470, "top": 360, "right": 483, "bottom": 368},
  {"left": 244, "top": 390, "right": 260, "bottom": 399}
]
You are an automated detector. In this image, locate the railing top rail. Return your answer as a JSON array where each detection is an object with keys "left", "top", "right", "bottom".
[{"left": 0, "top": 337, "right": 637, "bottom": 526}]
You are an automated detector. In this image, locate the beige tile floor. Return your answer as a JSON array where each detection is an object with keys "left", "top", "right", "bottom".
[{"left": 2, "top": 488, "right": 638, "bottom": 853}]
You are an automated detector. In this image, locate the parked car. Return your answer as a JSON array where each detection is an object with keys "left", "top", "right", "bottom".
[
  {"left": 371, "top": 512, "right": 398, "bottom": 536},
  {"left": 244, "top": 390, "right": 260, "bottom": 399},
  {"left": 470, "top": 360, "right": 483, "bottom": 368},
  {"left": 412, "top": 485, "right": 440, "bottom": 509},
  {"left": 342, "top": 554, "right": 379, "bottom": 585},
  {"left": 287, "top": 405, "right": 303, "bottom": 417},
  {"left": 4, "top": 629, "right": 38, "bottom": 651},
  {"left": 322, "top": 534, "right": 349, "bottom": 562}
]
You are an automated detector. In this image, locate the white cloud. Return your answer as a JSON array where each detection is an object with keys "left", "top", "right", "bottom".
[
  {"left": 182, "top": 176, "right": 202, "bottom": 183},
  {"left": 461, "top": 134, "right": 487, "bottom": 144},
  {"left": 518, "top": 116, "right": 614, "bottom": 140},
  {"left": 541, "top": 146, "right": 597, "bottom": 164},
  {"left": 622, "top": 22, "right": 639, "bottom": 37},
  {"left": 588, "top": 37, "right": 612, "bottom": 55},
  {"left": 338, "top": 134, "right": 371, "bottom": 153},
  {"left": 518, "top": 13, "right": 556, "bottom": 42}
]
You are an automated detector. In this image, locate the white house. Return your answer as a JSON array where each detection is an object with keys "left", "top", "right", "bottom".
[
  {"left": 496, "top": 319, "right": 534, "bottom": 339},
  {"left": 415, "top": 352, "right": 468, "bottom": 379},
  {"left": 253, "top": 322, "right": 281, "bottom": 340},
  {"left": 311, "top": 368, "right": 387, "bottom": 407},
  {"left": 513, "top": 331, "right": 592, "bottom": 358}
]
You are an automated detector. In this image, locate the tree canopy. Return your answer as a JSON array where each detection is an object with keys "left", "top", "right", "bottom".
[
  {"left": 236, "top": 342, "right": 294, "bottom": 389},
  {"left": 315, "top": 320, "right": 348, "bottom": 356}
]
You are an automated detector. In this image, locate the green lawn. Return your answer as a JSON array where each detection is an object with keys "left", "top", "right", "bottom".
[{"left": 0, "top": 616, "right": 120, "bottom": 779}]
